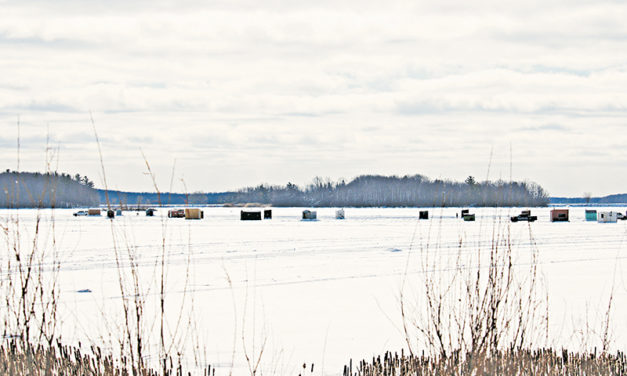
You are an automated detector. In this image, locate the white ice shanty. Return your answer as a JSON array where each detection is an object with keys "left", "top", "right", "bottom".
[{"left": 598, "top": 211, "right": 618, "bottom": 223}]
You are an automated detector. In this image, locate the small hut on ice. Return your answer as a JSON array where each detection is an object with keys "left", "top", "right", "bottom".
[
  {"left": 550, "top": 209, "right": 569, "bottom": 222},
  {"left": 598, "top": 211, "right": 618, "bottom": 223},
  {"left": 241, "top": 211, "right": 262, "bottom": 220},
  {"left": 168, "top": 209, "right": 185, "bottom": 218},
  {"left": 302, "top": 210, "right": 317, "bottom": 220},
  {"left": 185, "top": 208, "right": 204, "bottom": 220},
  {"left": 460, "top": 209, "right": 475, "bottom": 221}
]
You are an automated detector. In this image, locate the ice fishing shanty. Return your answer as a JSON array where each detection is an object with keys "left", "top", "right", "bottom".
[
  {"left": 461, "top": 209, "right": 475, "bottom": 221},
  {"left": 241, "top": 211, "right": 262, "bottom": 220},
  {"left": 419, "top": 211, "right": 428, "bottom": 220},
  {"left": 88, "top": 209, "right": 101, "bottom": 216},
  {"left": 511, "top": 210, "right": 537, "bottom": 222},
  {"left": 463, "top": 213, "right": 475, "bottom": 221},
  {"left": 550, "top": 209, "right": 569, "bottom": 222},
  {"left": 264, "top": 209, "right": 272, "bottom": 219},
  {"left": 302, "top": 210, "right": 317, "bottom": 220},
  {"left": 168, "top": 209, "right": 185, "bottom": 218},
  {"left": 598, "top": 211, "right": 618, "bottom": 223},
  {"left": 185, "top": 208, "right": 204, "bottom": 219},
  {"left": 585, "top": 210, "right": 597, "bottom": 221}
]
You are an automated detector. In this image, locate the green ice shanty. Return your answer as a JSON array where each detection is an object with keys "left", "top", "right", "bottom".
[{"left": 585, "top": 209, "right": 597, "bottom": 221}]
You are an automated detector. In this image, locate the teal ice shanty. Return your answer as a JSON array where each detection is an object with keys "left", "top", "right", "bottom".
[{"left": 585, "top": 209, "right": 597, "bottom": 221}]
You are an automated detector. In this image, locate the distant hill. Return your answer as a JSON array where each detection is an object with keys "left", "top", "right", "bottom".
[{"left": 550, "top": 194, "right": 627, "bottom": 205}]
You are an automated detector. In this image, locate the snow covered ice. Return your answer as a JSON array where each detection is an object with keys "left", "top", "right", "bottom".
[{"left": 1, "top": 206, "right": 626, "bottom": 375}]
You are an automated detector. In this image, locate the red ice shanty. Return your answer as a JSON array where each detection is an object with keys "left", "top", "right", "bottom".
[{"left": 550, "top": 209, "right": 569, "bottom": 222}]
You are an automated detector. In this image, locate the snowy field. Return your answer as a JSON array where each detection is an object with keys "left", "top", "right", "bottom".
[{"left": 2, "top": 206, "right": 627, "bottom": 375}]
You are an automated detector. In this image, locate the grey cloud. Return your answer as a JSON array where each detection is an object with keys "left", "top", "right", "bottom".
[
  {"left": 0, "top": 32, "right": 91, "bottom": 49},
  {"left": 515, "top": 124, "right": 569, "bottom": 133},
  {"left": 281, "top": 112, "right": 322, "bottom": 118},
  {"left": 0, "top": 137, "right": 16, "bottom": 149},
  {"left": 396, "top": 100, "right": 627, "bottom": 117},
  {"left": 56, "top": 132, "right": 96, "bottom": 145},
  {"left": 396, "top": 101, "right": 453, "bottom": 115},
  {"left": 527, "top": 65, "right": 592, "bottom": 77},
  {"left": 0, "top": 134, "right": 55, "bottom": 150},
  {"left": 280, "top": 109, "right": 344, "bottom": 117},
  {"left": 535, "top": 124, "right": 568, "bottom": 132},
  {"left": 10, "top": 102, "right": 80, "bottom": 113}
]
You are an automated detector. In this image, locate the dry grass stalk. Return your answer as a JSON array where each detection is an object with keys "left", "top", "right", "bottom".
[
  {"left": 1, "top": 124, "right": 61, "bottom": 356},
  {"left": 0, "top": 340, "right": 215, "bottom": 375},
  {"left": 399, "top": 213, "right": 549, "bottom": 373},
  {"left": 345, "top": 348, "right": 627, "bottom": 376}
]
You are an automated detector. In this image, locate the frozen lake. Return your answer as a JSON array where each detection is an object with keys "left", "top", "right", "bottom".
[{"left": 2, "top": 206, "right": 627, "bottom": 374}]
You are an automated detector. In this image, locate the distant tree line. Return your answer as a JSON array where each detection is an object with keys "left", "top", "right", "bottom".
[
  {"left": 98, "top": 189, "right": 226, "bottom": 207},
  {"left": 219, "top": 174, "right": 550, "bottom": 207},
  {"left": 551, "top": 193, "right": 627, "bottom": 205},
  {"left": 0, "top": 171, "right": 550, "bottom": 208},
  {"left": 100, "top": 174, "right": 549, "bottom": 207},
  {"left": 0, "top": 170, "right": 99, "bottom": 208}
]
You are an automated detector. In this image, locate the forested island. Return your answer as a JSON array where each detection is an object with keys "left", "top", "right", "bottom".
[
  {"left": 0, "top": 171, "right": 550, "bottom": 208},
  {"left": 216, "top": 175, "right": 550, "bottom": 207}
]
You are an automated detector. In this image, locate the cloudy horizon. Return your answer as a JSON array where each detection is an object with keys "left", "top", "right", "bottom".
[{"left": 1, "top": 0, "right": 626, "bottom": 196}]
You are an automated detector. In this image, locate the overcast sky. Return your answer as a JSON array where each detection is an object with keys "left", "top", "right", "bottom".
[{"left": 1, "top": 0, "right": 626, "bottom": 196}]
